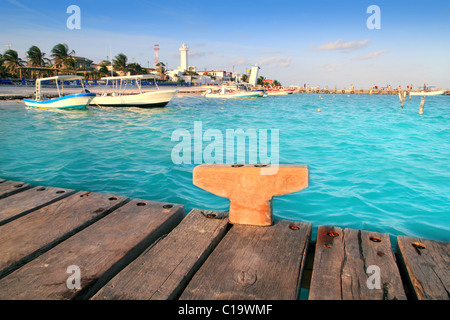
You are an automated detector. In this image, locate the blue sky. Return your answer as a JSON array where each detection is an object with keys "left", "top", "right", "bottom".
[{"left": 1, "top": 0, "right": 449, "bottom": 88}]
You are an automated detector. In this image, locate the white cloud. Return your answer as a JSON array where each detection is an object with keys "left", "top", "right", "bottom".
[
  {"left": 313, "top": 38, "right": 370, "bottom": 52},
  {"left": 258, "top": 57, "right": 292, "bottom": 68},
  {"left": 355, "top": 50, "right": 388, "bottom": 60},
  {"left": 232, "top": 59, "right": 249, "bottom": 66},
  {"left": 321, "top": 62, "right": 338, "bottom": 72}
]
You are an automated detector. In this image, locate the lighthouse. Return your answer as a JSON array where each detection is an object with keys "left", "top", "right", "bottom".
[{"left": 179, "top": 43, "right": 189, "bottom": 72}]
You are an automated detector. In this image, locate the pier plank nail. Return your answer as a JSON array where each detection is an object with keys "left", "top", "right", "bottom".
[
  {"left": 92, "top": 208, "right": 228, "bottom": 300},
  {"left": 0, "top": 199, "right": 184, "bottom": 300},
  {"left": 0, "top": 191, "right": 128, "bottom": 279},
  {"left": 0, "top": 186, "right": 76, "bottom": 226},
  {"left": 309, "top": 226, "right": 406, "bottom": 300},
  {"left": 396, "top": 236, "right": 450, "bottom": 300},
  {"left": 179, "top": 220, "right": 312, "bottom": 300},
  {"left": 0, "top": 180, "right": 33, "bottom": 199},
  {"left": 193, "top": 164, "right": 309, "bottom": 226}
]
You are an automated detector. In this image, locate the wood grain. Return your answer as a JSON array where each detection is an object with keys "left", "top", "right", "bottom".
[
  {"left": 0, "top": 186, "right": 75, "bottom": 225},
  {"left": 0, "top": 191, "right": 128, "bottom": 278},
  {"left": 396, "top": 236, "right": 449, "bottom": 300},
  {"left": 0, "top": 199, "right": 184, "bottom": 299},
  {"left": 0, "top": 180, "right": 32, "bottom": 199},
  {"left": 179, "top": 219, "right": 312, "bottom": 300},
  {"left": 93, "top": 209, "right": 229, "bottom": 300},
  {"left": 309, "top": 226, "right": 406, "bottom": 300}
]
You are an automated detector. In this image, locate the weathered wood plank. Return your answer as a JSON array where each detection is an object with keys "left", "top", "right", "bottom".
[
  {"left": 396, "top": 236, "right": 450, "bottom": 300},
  {"left": 0, "top": 191, "right": 128, "bottom": 279},
  {"left": 92, "top": 209, "right": 229, "bottom": 300},
  {"left": 0, "top": 186, "right": 76, "bottom": 225},
  {"left": 0, "top": 199, "right": 185, "bottom": 300},
  {"left": 309, "top": 226, "right": 406, "bottom": 300},
  {"left": 0, "top": 180, "right": 32, "bottom": 199},
  {"left": 179, "top": 219, "right": 312, "bottom": 300}
]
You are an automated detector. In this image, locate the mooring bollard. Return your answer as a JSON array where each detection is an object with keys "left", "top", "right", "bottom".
[{"left": 193, "top": 164, "right": 309, "bottom": 226}]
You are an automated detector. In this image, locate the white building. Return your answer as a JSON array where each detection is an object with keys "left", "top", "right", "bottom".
[
  {"left": 179, "top": 43, "right": 189, "bottom": 72},
  {"left": 248, "top": 65, "right": 260, "bottom": 87}
]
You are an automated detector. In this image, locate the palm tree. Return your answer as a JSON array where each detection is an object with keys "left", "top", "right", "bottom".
[
  {"left": 26, "top": 45, "right": 51, "bottom": 78},
  {"left": 98, "top": 63, "right": 109, "bottom": 77},
  {"left": 128, "top": 62, "right": 146, "bottom": 74},
  {"left": 51, "top": 43, "right": 75, "bottom": 69},
  {"left": 112, "top": 53, "right": 128, "bottom": 76},
  {"left": 2, "top": 49, "right": 24, "bottom": 77},
  {"left": 26, "top": 46, "right": 51, "bottom": 67},
  {"left": 155, "top": 62, "right": 166, "bottom": 77},
  {"left": 257, "top": 76, "right": 266, "bottom": 86},
  {"left": 0, "top": 53, "right": 6, "bottom": 77}
]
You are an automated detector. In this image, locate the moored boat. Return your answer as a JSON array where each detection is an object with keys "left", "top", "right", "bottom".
[
  {"left": 202, "top": 86, "right": 263, "bottom": 99},
  {"left": 266, "top": 90, "right": 288, "bottom": 96},
  {"left": 410, "top": 90, "right": 445, "bottom": 96},
  {"left": 90, "top": 75, "right": 177, "bottom": 108},
  {"left": 24, "top": 75, "right": 95, "bottom": 109}
]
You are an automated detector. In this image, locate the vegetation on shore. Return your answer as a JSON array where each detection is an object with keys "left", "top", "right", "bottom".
[{"left": 1, "top": 44, "right": 280, "bottom": 88}]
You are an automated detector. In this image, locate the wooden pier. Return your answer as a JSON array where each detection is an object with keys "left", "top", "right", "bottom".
[{"left": 0, "top": 178, "right": 448, "bottom": 300}]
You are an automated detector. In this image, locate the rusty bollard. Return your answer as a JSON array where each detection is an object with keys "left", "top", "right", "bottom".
[{"left": 193, "top": 164, "right": 309, "bottom": 226}]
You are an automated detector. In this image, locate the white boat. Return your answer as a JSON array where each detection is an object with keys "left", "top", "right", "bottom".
[
  {"left": 90, "top": 75, "right": 177, "bottom": 108},
  {"left": 24, "top": 75, "right": 95, "bottom": 109},
  {"left": 410, "top": 90, "right": 445, "bottom": 96},
  {"left": 202, "top": 86, "right": 263, "bottom": 99},
  {"left": 266, "top": 90, "right": 288, "bottom": 96}
]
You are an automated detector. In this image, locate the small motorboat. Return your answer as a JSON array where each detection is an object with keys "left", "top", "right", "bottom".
[
  {"left": 410, "top": 90, "right": 445, "bottom": 96},
  {"left": 24, "top": 75, "right": 95, "bottom": 109},
  {"left": 202, "top": 86, "right": 263, "bottom": 99},
  {"left": 90, "top": 75, "right": 177, "bottom": 108},
  {"left": 266, "top": 90, "right": 288, "bottom": 96}
]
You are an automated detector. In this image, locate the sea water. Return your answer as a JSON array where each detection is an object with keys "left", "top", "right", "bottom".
[{"left": 0, "top": 93, "right": 449, "bottom": 243}]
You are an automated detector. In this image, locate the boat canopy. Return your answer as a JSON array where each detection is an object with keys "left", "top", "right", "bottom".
[
  {"left": 36, "top": 75, "right": 84, "bottom": 83},
  {"left": 101, "top": 74, "right": 161, "bottom": 81},
  {"left": 34, "top": 75, "right": 86, "bottom": 101},
  {"left": 100, "top": 74, "right": 162, "bottom": 94}
]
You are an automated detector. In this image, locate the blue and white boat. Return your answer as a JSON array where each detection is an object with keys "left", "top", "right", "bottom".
[
  {"left": 24, "top": 75, "right": 96, "bottom": 109},
  {"left": 202, "top": 86, "right": 264, "bottom": 99}
]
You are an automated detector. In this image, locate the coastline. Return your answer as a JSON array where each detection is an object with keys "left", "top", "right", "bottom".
[{"left": 1, "top": 84, "right": 448, "bottom": 102}]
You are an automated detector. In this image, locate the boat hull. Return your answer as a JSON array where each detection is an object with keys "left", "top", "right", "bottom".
[
  {"left": 267, "top": 91, "right": 288, "bottom": 96},
  {"left": 91, "top": 90, "right": 177, "bottom": 108},
  {"left": 24, "top": 93, "right": 96, "bottom": 109},
  {"left": 203, "top": 92, "right": 263, "bottom": 99},
  {"left": 410, "top": 90, "right": 444, "bottom": 96}
]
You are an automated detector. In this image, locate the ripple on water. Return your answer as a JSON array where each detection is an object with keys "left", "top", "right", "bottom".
[{"left": 0, "top": 94, "right": 449, "bottom": 242}]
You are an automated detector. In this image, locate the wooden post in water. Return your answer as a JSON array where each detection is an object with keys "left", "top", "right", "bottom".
[
  {"left": 193, "top": 164, "right": 309, "bottom": 226},
  {"left": 398, "top": 91, "right": 404, "bottom": 108},
  {"left": 419, "top": 96, "right": 425, "bottom": 115}
]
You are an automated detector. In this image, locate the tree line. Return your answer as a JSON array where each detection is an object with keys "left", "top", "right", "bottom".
[{"left": 0, "top": 43, "right": 150, "bottom": 79}]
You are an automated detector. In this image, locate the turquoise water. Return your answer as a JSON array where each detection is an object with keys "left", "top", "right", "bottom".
[{"left": 1, "top": 93, "right": 449, "bottom": 243}]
